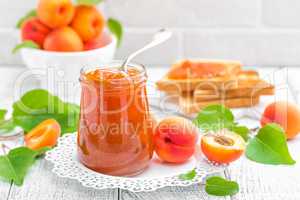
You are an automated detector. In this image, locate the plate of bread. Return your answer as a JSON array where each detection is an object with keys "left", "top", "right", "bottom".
[{"left": 154, "top": 59, "right": 275, "bottom": 116}]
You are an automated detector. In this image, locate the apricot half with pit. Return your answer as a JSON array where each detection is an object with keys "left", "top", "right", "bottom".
[{"left": 201, "top": 129, "right": 245, "bottom": 164}]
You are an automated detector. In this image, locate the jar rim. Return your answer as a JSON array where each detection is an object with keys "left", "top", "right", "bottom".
[{"left": 79, "top": 60, "right": 147, "bottom": 83}]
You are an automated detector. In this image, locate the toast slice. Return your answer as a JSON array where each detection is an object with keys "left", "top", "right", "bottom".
[
  {"left": 179, "top": 95, "right": 260, "bottom": 114},
  {"left": 193, "top": 70, "right": 274, "bottom": 101},
  {"left": 193, "top": 84, "right": 274, "bottom": 101},
  {"left": 156, "top": 59, "right": 242, "bottom": 92}
]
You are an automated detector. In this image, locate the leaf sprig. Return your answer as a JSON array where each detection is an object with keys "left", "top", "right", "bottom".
[
  {"left": 107, "top": 18, "right": 123, "bottom": 47},
  {"left": 193, "top": 105, "right": 250, "bottom": 141},
  {"left": 178, "top": 172, "right": 239, "bottom": 197},
  {"left": 246, "top": 123, "right": 296, "bottom": 165},
  {"left": 0, "top": 147, "right": 50, "bottom": 185},
  {"left": 205, "top": 176, "right": 239, "bottom": 196},
  {"left": 16, "top": 9, "right": 37, "bottom": 29},
  {"left": 12, "top": 89, "right": 80, "bottom": 135},
  {"left": 12, "top": 41, "right": 40, "bottom": 54}
]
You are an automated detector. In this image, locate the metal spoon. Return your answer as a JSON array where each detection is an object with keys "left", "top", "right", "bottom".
[{"left": 120, "top": 28, "right": 172, "bottom": 71}]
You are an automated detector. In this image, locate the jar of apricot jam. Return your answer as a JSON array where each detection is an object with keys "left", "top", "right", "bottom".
[{"left": 78, "top": 61, "right": 154, "bottom": 176}]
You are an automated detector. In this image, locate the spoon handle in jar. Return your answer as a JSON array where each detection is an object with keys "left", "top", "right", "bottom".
[{"left": 121, "top": 29, "right": 172, "bottom": 71}]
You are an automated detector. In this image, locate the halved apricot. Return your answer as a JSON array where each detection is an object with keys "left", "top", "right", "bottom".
[
  {"left": 25, "top": 119, "right": 61, "bottom": 150},
  {"left": 201, "top": 129, "right": 245, "bottom": 164}
]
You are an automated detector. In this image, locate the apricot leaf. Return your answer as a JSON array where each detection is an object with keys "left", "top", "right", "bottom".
[
  {"left": 0, "top": 146, "right": 49, "bottom": 186},
  {"left": 178, "top": 169, "right": 196, "bottom": 180},
  {"left": 12, "top": 89, "right": 79, "bottom": 134},
  {"left": 16, "top": 9, "right": 37, "bottom": 28},
  {"left": 193, "top": 105, "right": 234, "bottom": 132},
  {"left": 12, "top": 41, "right": 40, "bottom": 54},
  {"left": 107, "top": 18, "right": 123, "bottom": 47},
  {"left": 0, "top": 110, "right": 16, "bottom": 134},
  {"left": 205, "top": 176, "right": 239, "bottom": 196},
  {"left": 0, "top": 109, "right": 7, "bottom": 120},
  {"left": 246, "top": 123, "right": 296, "bottom": 165},
  {"left": 76, "top": 0, "right": 103, "bottom": 5},
  {"left": 229, "top": 125, "right": 250, "bottom": 142}
]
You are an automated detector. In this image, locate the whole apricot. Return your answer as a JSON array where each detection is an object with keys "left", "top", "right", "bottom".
[
  {"left": 261, "top": 101, "right": 300, "bottom": 140},
  {"left": 21, "top": 17, "right": 51, "bottom": 48},
  {"left": 43, "top": 27, "right": 83, "bottom": 52},
  {"left": 154, "top": 116, "right": 198, "bottom": 163},
  {"left": 84, "top": 32, "right": 112, "bottom": 50},
  {"left": 201, "top": 129, "right": 245, "bottom": 164},
  {"left": 37, "top": 0, "right": 75, "bottom": 28},
  {"left": 71, "top": 6, "right": 105, "bottom": 42}
]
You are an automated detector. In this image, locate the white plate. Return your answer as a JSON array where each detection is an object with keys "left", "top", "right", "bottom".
[{"left": 45, "top": 134, "right": 225, "bottom": 192}]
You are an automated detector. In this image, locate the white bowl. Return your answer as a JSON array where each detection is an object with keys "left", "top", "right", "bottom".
[{"left": 19, "top": 33, "right": 117, "bottom": 101}]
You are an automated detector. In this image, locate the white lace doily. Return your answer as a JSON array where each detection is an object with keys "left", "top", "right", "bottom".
[{"left": 45, "top": 133, "right": 226, "bottom": 192}]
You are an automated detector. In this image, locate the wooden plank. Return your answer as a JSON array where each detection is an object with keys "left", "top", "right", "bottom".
[
  {"left": 120, "top": 171, "right": 230, "bottom": 200},
  {"left": 7, "top": 159, "right": 118, "bottom": 200},
  {"left": 0, "top": 181, "right": 11, "bottom": 200},
  {"left": 229, "top": 138, "right": 300, "bottom": 200},
  {"left": 120, "top": 184, "right": 229, "bottom": 200}
]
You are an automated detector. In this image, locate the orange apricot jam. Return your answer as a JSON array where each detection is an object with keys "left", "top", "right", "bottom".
[
  {"left": 78, "top": 63, "right": 154, "bottom": 176},
  {"left": 167, "top": 60, "right": 229, "bottom": 79}
]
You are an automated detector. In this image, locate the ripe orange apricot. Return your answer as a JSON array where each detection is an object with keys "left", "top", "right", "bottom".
[
  {"left": 84, "top": 32, "right": 112, "bottom": 50},
  {"left": 154, "top": 117, "right": 198, "bottom": 163},
  {"left": 25, "top": 119, "right": 61, "bottom": 150},
  {"left": 43, "top": 27, "right": 84, "bottom": 52},
  {"left": 201, "top": 129, "right": 245, "bottom": 164},
  {"left": 261, "top": 101, "right": 300, "bottom": 140},
  {"left": 21, "top": 17, "right": 51, "bottom": 48},
  {"left": 71, "top": 6, "right": 105, "bottom": 42},
  {"left": 37, "top": 0, "right": 75, "bottom": 28}
]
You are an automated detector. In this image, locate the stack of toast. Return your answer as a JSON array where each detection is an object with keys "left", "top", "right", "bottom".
[{"left": 156, "top": 59, "right": 274, "bottom": 114}]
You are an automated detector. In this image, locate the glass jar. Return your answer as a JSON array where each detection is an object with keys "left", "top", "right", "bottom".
[{"left": 78, "top": 61, "right": 154, "bottom": 176}]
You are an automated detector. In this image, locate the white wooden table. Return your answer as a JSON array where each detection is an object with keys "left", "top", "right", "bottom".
[{"left": 1, "top": 65, "right": 300, "bottom": 200}]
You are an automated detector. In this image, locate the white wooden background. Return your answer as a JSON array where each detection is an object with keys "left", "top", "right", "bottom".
[{"left": 0, "top": 66, "right": 300, "bottom": 200}]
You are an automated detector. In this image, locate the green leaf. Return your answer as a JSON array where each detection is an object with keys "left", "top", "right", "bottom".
[
  {"left": 16, "top": 9, "right": 37, "bottom": 28},
  {"left": 76, "top": 0, "right": 103, "bottom": 5},
  {"left": 12, "top": 89, "right": 80, "bottom": 135},
  {"left": 0, "top": 147, "right": 40, "bottom": 185},
  {"left": 0, "top": 119, "right": 16, "bottom": 135},
  {"left": 0, "top": 110, "right": 16, "bottom": 134},
  {"left": 178, "top": 169, "right": 196, "bottom": 180},
  {"left": 193, "top": 105, "right": 234, "bottom": 132},
  {"left": 205, "top": 176, "right": 239, "bottom": 196},
  {"left": 35, "top": 147, "right": 52, "bottom": 157},
  {"left": 246, "top": 123, "right": 296, "bottom": 165},
  {"left": 12, "top": 41, "right": 40, "bottom": 54},
  {"left": 229, "top": 125, "right": 250, "bottom": 142},
  {"left": 107, "top": 18, "right": 123, "bottom": 47},
  {"left": 0, "top": 109, "right": 7, "bottom": 120}
]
